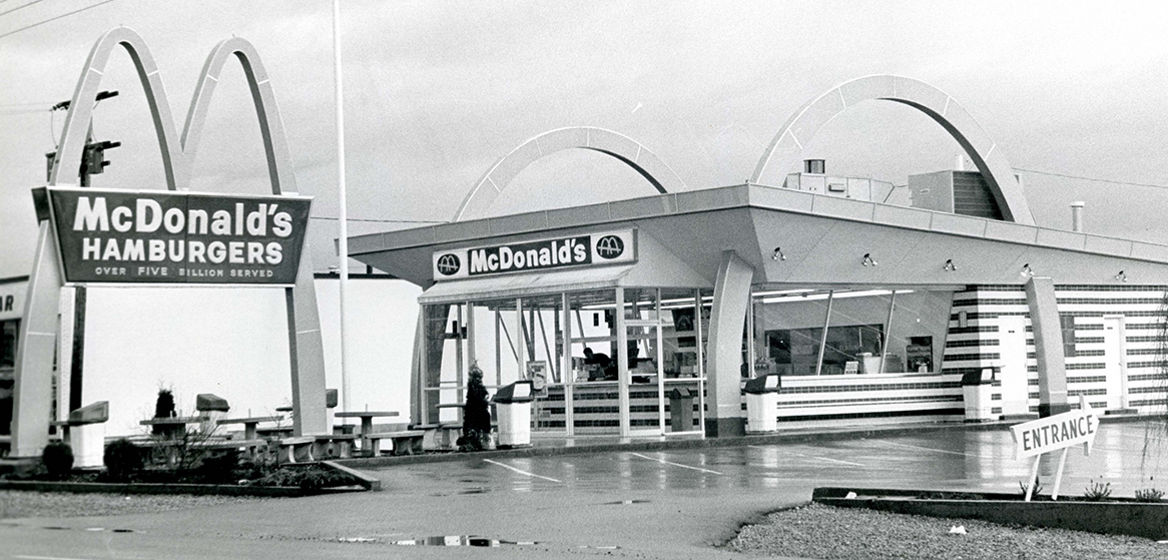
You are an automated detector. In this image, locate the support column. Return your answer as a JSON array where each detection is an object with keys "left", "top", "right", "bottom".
[
  {"left": 1025, "top": 276, "right": 1069, "bottom": 417},
  {"left": 11, "top": 221, "right": 62, "bottom": 457},
  {"left": 705, "top": 251, "right": 754, "bottom": 437}
]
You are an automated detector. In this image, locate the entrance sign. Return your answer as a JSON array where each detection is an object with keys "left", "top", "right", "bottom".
[
  {"left": 1010, "top": 396, "right": 1097, "bottom": 501},
  {"left": 1010, "top": 396, "right": 1098, "bottom": 459},
  {"left": 432, "top": 229, "right": 637, "bottom": 280},
  {"left": 44, "top": 187, "right": 311, "bottom": 284}
]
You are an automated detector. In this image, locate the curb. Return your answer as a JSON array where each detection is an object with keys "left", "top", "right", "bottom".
[{"left": 813, "top": 486, "right": 1168, "bottom": 541}]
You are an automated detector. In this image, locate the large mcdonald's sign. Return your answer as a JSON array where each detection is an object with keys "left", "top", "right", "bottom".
[{"left": 41, "top": 187, "right": 311, "bottom": 284}]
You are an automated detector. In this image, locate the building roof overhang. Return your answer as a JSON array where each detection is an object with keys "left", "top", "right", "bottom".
[{"left": 349, "top": 184, "right": 1168, "bottom": 292}]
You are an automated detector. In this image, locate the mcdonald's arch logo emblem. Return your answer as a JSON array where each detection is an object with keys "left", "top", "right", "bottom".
[
  {"left": 436, "top": 254, "right": 461, "bottom": 276},
  {"left": 595, "top": 235, "right": 625, "bottom": 259}
]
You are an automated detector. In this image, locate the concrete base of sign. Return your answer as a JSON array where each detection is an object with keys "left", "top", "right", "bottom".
[
  {"left": 813, "top": 486, "right": 1168, "bottom": 541},
  {"left": 704, "top": 417, "right": 746, "bottom": 438}
]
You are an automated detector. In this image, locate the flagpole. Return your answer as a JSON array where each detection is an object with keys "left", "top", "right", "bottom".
[{"left": 333, "top": 0, "right": 351, "bottom": 417}]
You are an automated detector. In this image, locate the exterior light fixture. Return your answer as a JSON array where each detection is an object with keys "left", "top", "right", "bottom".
[
  {"left": 1115, "top": 270, "right": 1128, "bottom": 282},
  {"left": 1020, "top": 263, "right": 1034, "bottom": 278},
  {"left": 772, "top": 247, "right": 786, "bottom": 261},
  {"left": 862, "top": 253, "right": 878, "bottom": 267},
  {"left": 943, "top": 259, "right": 956, "bottom": 272}
]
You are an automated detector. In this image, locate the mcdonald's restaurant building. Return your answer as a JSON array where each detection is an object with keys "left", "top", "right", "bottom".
[{"left": 348, "top": 164, "right": 1168, "bottom": 439}]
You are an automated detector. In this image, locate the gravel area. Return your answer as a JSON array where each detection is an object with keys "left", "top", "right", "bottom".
[
  {"left": 726, "top": 503, "right": 1168, "bottom": 560},
  {"left": 0, "top": 491, "right": 268, "bottom": 519}
]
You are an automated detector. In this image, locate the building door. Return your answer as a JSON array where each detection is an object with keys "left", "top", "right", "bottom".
[
  {"left": 998, "top": 316, "right": 1029, "bottom": 417},
  {"left": 1101, "top": 316, "right": 1127, "bottom": 410},
  {"left": 625, "top": 317, "right": 666, "bottom": 437}
]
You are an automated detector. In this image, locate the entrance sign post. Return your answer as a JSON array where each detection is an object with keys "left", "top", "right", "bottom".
[
  {"left": 1009, "top": 396, "right": 1098, "bottom": 501},
  {"left": 11, "top": 28, "right": 327, "bottom": 457}
]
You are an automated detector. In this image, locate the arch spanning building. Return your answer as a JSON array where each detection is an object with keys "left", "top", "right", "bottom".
[
  {"left": 452, "top": 126, "right": 687, "bottom": 222},
  {"left": 350, "top": 75, "right": 1168, "bottom": 440}
]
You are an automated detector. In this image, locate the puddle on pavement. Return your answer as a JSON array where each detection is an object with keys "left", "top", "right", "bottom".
[
  {"left": 603, "top": 499, "right": 650, "bottom": 505},
  {"left": 389, "top": 536, "right": 538, "bottom": 547}
]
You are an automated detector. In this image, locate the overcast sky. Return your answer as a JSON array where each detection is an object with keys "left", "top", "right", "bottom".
[{"left": 3, "top": 0, "right": 1168, "bottom": 279}]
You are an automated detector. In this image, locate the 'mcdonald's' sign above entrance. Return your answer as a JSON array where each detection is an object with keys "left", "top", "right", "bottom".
[
  {"left": 38, "top": 187, "right": 311, "bottom": 285},
  {"left": 432, "top": 229, "right": 637, "bottom": 280}
]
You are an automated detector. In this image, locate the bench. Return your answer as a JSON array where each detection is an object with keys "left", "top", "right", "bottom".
[
  {"left": 416, "top": 422, "right": 463, "bottom": 451},
  {"left": 311, "top": 434, "right": 357, "bottom": 460},
  {"left": 376, "top": 430, "right": 425, "bottom": 456},
  {"left": 276, "top": 436, "right": 316, "bottom": 464}
]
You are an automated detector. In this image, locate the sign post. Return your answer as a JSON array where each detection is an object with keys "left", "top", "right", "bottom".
[{"left": 1009, "top": 395, "right": 1098, "bottom": 501}]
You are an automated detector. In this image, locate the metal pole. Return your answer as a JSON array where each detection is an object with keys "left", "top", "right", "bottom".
[
  {"left": 1024, "top": 455, "right": 1041, "bottom": 502},
  {"left": 562, "top": 293, "right": 574, "bottom": 436},
  {"left": 1051, "top": 448, "right": 1069, "bottom": 500},
  {"left": 333, "top": 0, "right": 352, "bottom": 416},
  {"left": 695, "top": 289, "right": 706, "bottom": 437},
  {"left": 815, "top": 291, "right": 834, "bottom": 376},
  {"left": 616, "top": 287, "right": 630, "bottom": 437},
  {"left": 879, "top": 291, "right": 897, "bottom": 374}
]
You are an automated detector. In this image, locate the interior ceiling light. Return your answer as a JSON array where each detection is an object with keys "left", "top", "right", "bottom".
[
  {"left": 1115, "top": 270, "right": 1128, "bottom": 282},
  {"left": 862, "top": 253, "right": 878, "bottom": 267},
  {"left": 771, "top": 247, "right": 786, "bottom": 261},
  {"left": 1020, "top": 263, "right": 1034, "bottom": 278},
  {"left": 943, "top": 259, "right": 956, "bottom": 272}
]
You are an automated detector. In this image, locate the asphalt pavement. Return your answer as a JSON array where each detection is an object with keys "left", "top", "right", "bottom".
[{"left": 2, "top": 419, "right": 1166, "bottom": 559}]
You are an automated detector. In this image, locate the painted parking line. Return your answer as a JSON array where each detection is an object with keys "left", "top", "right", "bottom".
[
  {"left": 14, "top": 555, "right": 97, "bottom": 560},
  {"left": 747, "top": 445, "right": 866, "bottom": 467},
  {"left": 483, "top": 459, "right": 562, "bottom": 483},
  {"left": 875, "top": 440, "right": 994, "bottom": 459},
  {"left": 627, "top": 452, "right": 724, "bottom": 475}
]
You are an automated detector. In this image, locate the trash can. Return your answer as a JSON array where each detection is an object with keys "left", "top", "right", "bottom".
[
  {"left": 60, "top": 401, "right": 109, "bottom": 468},
  {"left": 493, "top": 380, "right": 534, "bottom": 448},
  {"left": 744, "top": 374, "right": 782, "bottom": 434},
  {"left": 962, "top": 367, "right": 996, "bottom": 422},
  {"left": 667, "top": 387, "right": 695, "bottom": 431}
]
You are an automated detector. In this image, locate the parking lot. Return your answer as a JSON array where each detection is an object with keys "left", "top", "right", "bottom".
[{"left": 2, "top": 420, "right": 1166, "bottom": 559}]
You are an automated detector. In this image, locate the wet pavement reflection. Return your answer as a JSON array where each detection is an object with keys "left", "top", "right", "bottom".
[{"left": 377, "top": 420, "right": 1168, "bottom": 497}]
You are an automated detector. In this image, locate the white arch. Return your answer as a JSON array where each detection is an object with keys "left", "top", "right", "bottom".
[
  {"left": 751, "top": 75, "right": 1034, "bottom": 224},
  {"left": 452, "top": 126, "right": 687, "bottom": 221},
  {"left": 14, "top": 28, "right": 328, "bottom": 456}
]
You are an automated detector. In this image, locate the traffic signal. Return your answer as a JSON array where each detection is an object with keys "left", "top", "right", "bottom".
[{"left": 83, "top": 140, "right": 121, "bottom": 175}]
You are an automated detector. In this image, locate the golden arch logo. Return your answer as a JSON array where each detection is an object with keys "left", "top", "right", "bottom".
[
  {"left": 12, "top": 27, "right": 328, "bottom": 456},
  {"left": 596, "top": 235, "right": 625, "bottom": 259}
]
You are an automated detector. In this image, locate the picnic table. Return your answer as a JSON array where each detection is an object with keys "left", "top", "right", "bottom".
[
  {"left": 139, "top": 416, "right": 209, "bottom": 439},
  {"left": 335, "top": 411, "right": 400, "bottom": 456},
  {"left": 217, "top": 415, "right": 283, "bottom": 441}
]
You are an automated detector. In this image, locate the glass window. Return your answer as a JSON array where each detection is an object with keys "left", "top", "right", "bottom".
[{"left": 0, "top": 320, "right": 16, "bottom": 370}]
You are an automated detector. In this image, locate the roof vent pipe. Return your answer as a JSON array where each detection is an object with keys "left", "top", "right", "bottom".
[
  {"left": 1071, "top": 201, "right": 1085, "bottom": 232},
  {"left": 804, "top": 159, "right": 825, "bottom": 174}
]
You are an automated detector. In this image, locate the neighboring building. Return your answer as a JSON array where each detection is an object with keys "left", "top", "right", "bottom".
[{"left": 0, "top": 276, "right": 26, "bottom": 439}]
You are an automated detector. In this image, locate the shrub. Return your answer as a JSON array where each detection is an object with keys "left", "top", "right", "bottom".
[
  {"left": 192, "top": 449, "right": 242, "bottom": 484},
  {"left": 41, "top": 441, "right": 74, "bottom": 479},
  {"left": 1134, "top": 488, "right": 1164, "bottom": 502},
  {"left": 1083, "top": 480, "right": 1112, "bottom": 501},
  {"left": 1018, "top": 476, "right": 1044, "bottom": 499},
  {"left": 249, "top": 465, "right": 357, "bottom": 490},
  {"left": 103, "top": 438, "right": 143, "bottom": 481}
]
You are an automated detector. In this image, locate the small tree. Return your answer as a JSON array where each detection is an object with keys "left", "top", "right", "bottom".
[
  {"left": 458, "top": 362, "right": 492, "bottom": 452},
  {"left": 42, "top": 441, "right": 74, "bottom": 480},
  {"left": 152, "top": 388, "right": 176, "bottom": 436},
  {"left": 103, "top": 438, "right": 143, "bottom": 481}
]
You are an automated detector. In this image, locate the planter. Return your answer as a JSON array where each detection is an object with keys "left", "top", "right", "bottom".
[{"left": 813, "top": 487, "right": 1168, "bottom": 541}]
